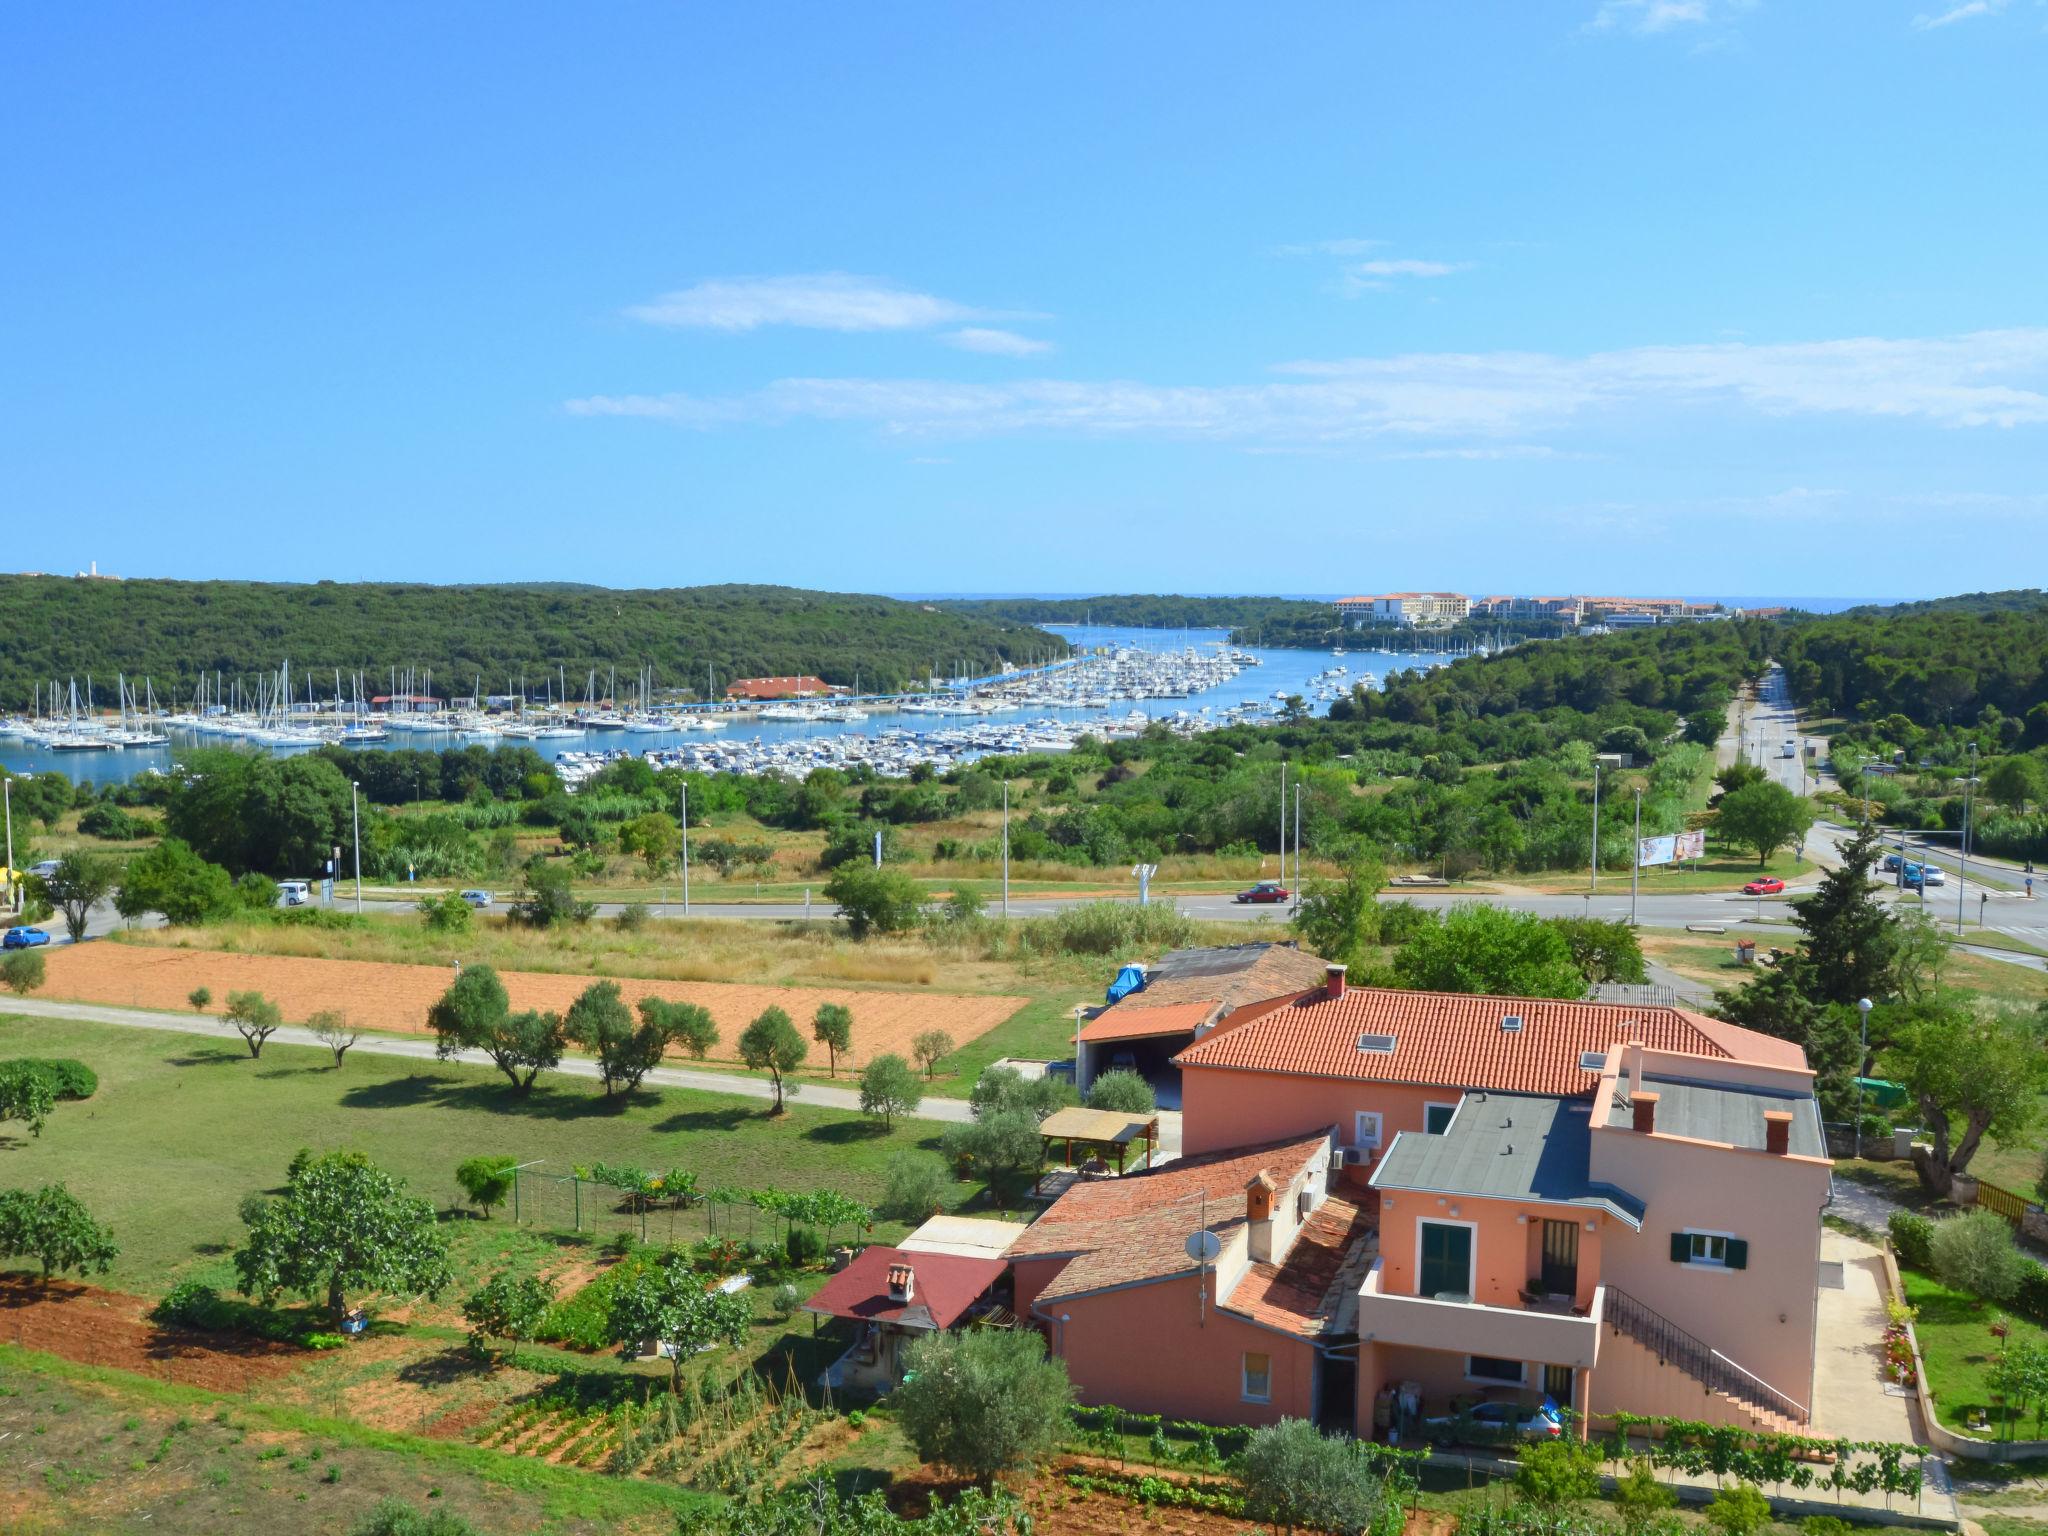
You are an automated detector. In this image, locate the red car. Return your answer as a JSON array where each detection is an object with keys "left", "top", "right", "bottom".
[
  {"left": 1234, "top": 881, "right": 1291, "bottom": 904},
  {"left": 1742, "top": 877, "right": 1786, "bottom": 896}
]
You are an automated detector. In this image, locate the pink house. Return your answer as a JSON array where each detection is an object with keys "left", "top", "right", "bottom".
[{"left": 1023, "top": 961, "right": 1830, "bottom": 1438}]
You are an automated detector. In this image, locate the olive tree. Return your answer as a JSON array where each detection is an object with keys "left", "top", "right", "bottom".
[
  {"left": 911, "top": 1029, "right": 955, "bottom": 1079},
  {"left": 811, "top": 1002, "right": 853, "bottom": 1077},
  {"left": 1240, "top": 1418, "right": 1399, "bottom": 1536},
  {"left": 309, "top": 1009, "right": 361, "bottom": 1067},
  {"left": 894, "top": 1328, "right": 1073, "bottom": 1485},
  {"left": 738, "top": 1006, "right": 807, "bottom": 1112},
  {"left": 34, "top": 851, "right": 115, "bottom": 943},
  {"left": 427, "top": 964, "right": 563, "bottom": 1093},
  {"left": 858, "top": 1053, "right": 923, "bottom": 1128},
  {"left": 1, "top": 949, "right": 45, "bottom": 997},
  {"left": 224, "top": 990, "right": 283, "bottom": 1058}
]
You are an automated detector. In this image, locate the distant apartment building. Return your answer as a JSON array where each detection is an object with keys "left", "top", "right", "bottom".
[
  {"left": 1335, "top": 593, "right": 1472, "bottom": 629},
  {"left": 1582, "top": 597, "right": 1724, "bottom": 626},
  {"left": 1472, "top": 595, "right": 1585, "bottom": 624},
  {"left": 724, "top": 675, "right": 837, "bottom": 700}
]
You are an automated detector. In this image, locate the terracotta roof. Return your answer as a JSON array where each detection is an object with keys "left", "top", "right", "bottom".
[
  {"left": 1079, "top": 1001, "right": 1217, "bottom": 1043},
  {"left": 802, "top": 1245, "right": 1005, "bottom": 1330},
  {"left": 1173, "top": 986, "right": 1805, "bottom": 1096},
  {"left": 1124, "top": 943, "right": 1331, "bottom": 1015},
  {"left": 1009, "top": 1132, "right": 1332, "bottom": 1304},
  {"left": 1227, "top": 1192, "right": 1378, "bottom": 1338}
]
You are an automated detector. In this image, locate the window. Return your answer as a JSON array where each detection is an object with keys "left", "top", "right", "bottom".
[
  {"left": 1242, "top": 1351, "right": 1272, "bottom": 1403},
  {"left": 1670, "top": 1229, "right": 1748, "bottom": 1270},
  {"left": 1578, "top": 1050, "right": 1608, "bottom": 1073},
  {"left": 1424, "top": 1102, "right": 1458, "bottom": 1135},
  {"left": 1418, "top": 1219, "right": 1475, "bottom": 1301},
  {"left": 1543, "top": 1364, "right": 1575, "bottom": 1401},
  {"left": 1468, "top": 1355, "right": 1525, "bottom": 1385},
  {"left": 1356, "top": 1033, "right": 1397, "bottom": 1054},
  {"left": 1353, "top": 1111, "right": 1383, "bottom": 1150}
]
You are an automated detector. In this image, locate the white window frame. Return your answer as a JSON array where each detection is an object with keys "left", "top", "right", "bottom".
[
  {"left": 1681, "top": 1227, "right": 1737, "bottom": 1270},
  {"left": 1353, "top": 1111, "right": 1384, "bottom": 1150},
  {"left": 1416, "top": 1216, "right": 1478, "bottom": 1301},
  {"left": 1424, "top": 1100, "right": 1459, "bottom": 1135},
  {"left": 1241, "top": 1350, "right": 1273, "bottom": 1404},
  {"left": 1465, "top": 1354, "right": 1528, "bottom": 1386}
]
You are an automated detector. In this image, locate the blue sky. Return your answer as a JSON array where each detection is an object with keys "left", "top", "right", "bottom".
[{"left": 4, "top": 2, "right": 2044, "bottom": 599}]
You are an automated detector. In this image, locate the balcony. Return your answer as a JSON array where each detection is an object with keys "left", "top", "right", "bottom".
[{"left": 1355, "top": 1259, "right": 1604, "bottom": 1369}]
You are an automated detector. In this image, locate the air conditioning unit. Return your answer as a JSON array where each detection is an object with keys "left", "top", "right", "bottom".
[
  {"left": 1342, "top": 1147, "right": 1370, "bottom": 1166},
  {"left": 1328, "top": 1148, "right": 1346, "bottom": 1172}
]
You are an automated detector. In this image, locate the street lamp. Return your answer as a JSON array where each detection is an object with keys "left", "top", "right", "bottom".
[
  {"left": 679, "top": 781, "right": 690, "bottom": 917},
  {"left": 1589, "top": 759, "right": 1601, "bottom": 893},
  {"left": 1957, "top": 743, "right": 1977, "bottom": 937},
  {"left": 3, "top": 776, "right": 14, "bottom": 914},
  {"left": 350, "top": 781, "right": 363, "bottom": 914},
  {"left": 1855, "top": 996, "right": 1873, "bottom": 1159},
  {"left": 1629, "top": 786, "right": 1643, "bottom": 928}
]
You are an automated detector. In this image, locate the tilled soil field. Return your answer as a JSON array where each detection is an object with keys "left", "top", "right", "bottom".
[
  {"left": 0, "top": 1275, "right": 300, "bottom": 1392},
  {"left": 43, "top": 944, "right": 1025, "bottom": 1070}
]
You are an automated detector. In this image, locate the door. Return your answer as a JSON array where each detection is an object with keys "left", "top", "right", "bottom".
[
  {"left": 1540, "top": 1220, "right": 1579, "bottom": 1298},
  {"left": 1418, "top": 1221, "right": 1473, "bottom": 1301}
]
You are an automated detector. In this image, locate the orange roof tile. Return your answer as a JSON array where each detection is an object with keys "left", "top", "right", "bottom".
[
  {"left": 1009, "top": 1132, "right": 1333, "bottom": 1303},
  {"left": 1126, "top": 943, "right": 1331, "bottom": 1013},
  {"left": 1226, "top": 1192, "right": 1376, "bottom": 1337},
  {"left": 1078, "top": 1001, "right": 1217, "bottom": 1043},
  {"left": 1173, "top": 986, "right": 1804, "bottom": 1096}
]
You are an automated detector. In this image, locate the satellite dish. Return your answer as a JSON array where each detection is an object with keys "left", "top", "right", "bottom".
[{"left": 1184, "top": 1230, "right": 1222, "bottom": 1264}]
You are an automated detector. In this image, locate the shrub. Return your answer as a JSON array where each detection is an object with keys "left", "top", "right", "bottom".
[
  {"left": 2, "top": 1058, "right": 96, "bottom": 1100},
  {"left": 857, "top": 1053, "right": 923, "bottom": 1128},
  {"left": 1514, "top": 1437, "right": 1602, "bottom": 1507},
  {"left": 153, "top": 1280, "right": 234, "bottom": 1331},
  {"left": 2014, "top": 1263, "right": 2048, "bottom": 1328},
  {"left": 1085, "top": 1068, "right": 1155, "bottom": 1115},
  {"left": 614, "top": 901, "right": 650, "bottom": 933},
  {"left": 1932, "top": 1210, "right": 2031, "bottom": 1302},
  {"left": 894, "top": 1328, "right": 1074, "bottom": 1481},
  {"left": 1889, "top": 1209, "right": 1935, "bottom": 1270},
  {"left": 1702, "top": 1482, "right": 1773, "bottom": 1536},
  {"left": 785, "top": 1226, "right": 826, "bottom": 1268},
  {"left": 1801, "top": 1518, "right": 1853, "bottom": 1536},
  {"left": 349, "top": 1499, "right": 486, "bottom": 1536},
  {"left": 419, "top": 891, "right": 474, "bottom": 933},
  {"left": 1612, "top": 1458, "right": 1677, "bottom": 1532},
  {"left": 1241, "top": 1417, "right": 1398, "bottom": 1536},
  {"left": 455, "top": 1156, "right": 518, "bottom": 1218},
  {"left": 771, "top": 1282, "right": 801, "bottom": 1319},
  {"left": 187, "top": 986, "right": 213, "bottom": 1013},
  {"left": 1, "top": 950, "right": 45, "bottom": 996},
  {"left": 880, "top": 1151, "right": 951, "bottom": 1222}
]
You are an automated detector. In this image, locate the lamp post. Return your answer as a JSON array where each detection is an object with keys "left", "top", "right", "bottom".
[
  {"left": 350, "top": 782, "right": 362, "bottom": 914},
  {"left": 3, "top": 776, "right": 13, "bottom": 913},
  {"left": 1957, "top": 743, "right": 1977, "bottom": 936},
  {"left": 679, "top": 781, "right": 690, "bottom": 917},
  {"left": 1589, "top": 760, "right": 1601, "bottom": 893},
  {"left": 1630, "top": 786, "right": 1642, "bottom": 927},
  {"left": 1001, "top": 778, "right": 1010, "bottom": 918},
  {"left": 1855, "top": 996, "right": 1872, "bottom": 1158}
]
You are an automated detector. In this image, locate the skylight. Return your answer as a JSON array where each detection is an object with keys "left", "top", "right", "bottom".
[
  {"left": 1355, "top": 1032, "right": 1397, "bottom": 1054},
  {"left": 1579, "top": 1050, "right": 1608, "bottom": 1071},
  {"left": 1500, "top": 1015, "right": 1524, "bottom": 1033}
]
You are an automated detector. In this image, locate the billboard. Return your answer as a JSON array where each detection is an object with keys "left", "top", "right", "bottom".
[
  {"left": 1675, "top": 829, "right": 1706, "bottom": 861},
  {"left": 1637, "top": 829, "right": 1707, "bottom": 868}
]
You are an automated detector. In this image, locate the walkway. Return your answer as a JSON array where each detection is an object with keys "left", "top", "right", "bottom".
[{"left": 1812, "top": 1227, "right": 1920, "bottom": 1444}]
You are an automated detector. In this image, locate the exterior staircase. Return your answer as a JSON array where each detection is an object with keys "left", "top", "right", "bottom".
[{"left": 1603, "top": 1287, "right": 1809, "bottom": 1431}]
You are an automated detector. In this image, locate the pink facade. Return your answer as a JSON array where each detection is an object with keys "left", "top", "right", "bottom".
[{"left": 1180, "top": 1069, "right": 1451, "bottom": 1164}]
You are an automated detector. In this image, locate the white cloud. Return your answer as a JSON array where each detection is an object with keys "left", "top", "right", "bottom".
[
  {"left": 625, "top": 273, "right": 995, "bottom": 333},
  {"left": 1352, "top": 259, "right": 1470, "bottom": 279},
  {"left": 1912, "top": 0, "right": 2005, "bottom": 28},
  {"left": 1272, "top": 238, "right": 1388, "bottom": 257},
  {"left": 1589, "top": 0, "right": 1711, "bottom": 34},
  {"left": 942, "top": 327, "right": 1053, "bottom": 357},
  {"left": 566, "top": 327, "right": 2048, "bottom": 444}
]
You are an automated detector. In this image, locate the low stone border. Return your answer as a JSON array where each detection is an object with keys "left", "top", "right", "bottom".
[{"left": 1878, "top": 1241, "right": 2048, "bottom": 1462}]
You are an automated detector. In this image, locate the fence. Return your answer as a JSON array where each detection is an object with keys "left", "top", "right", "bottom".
[
  {"left": 1974, "top": 1178, "right": 2032, "bottom": 1225},
  {"left": 508, "top": 1169, "right": 860, "bottom": 1249}
]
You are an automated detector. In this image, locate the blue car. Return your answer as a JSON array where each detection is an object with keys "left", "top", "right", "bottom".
[{"left": 2, "top": 927, "right": 51, "bottom": 949}]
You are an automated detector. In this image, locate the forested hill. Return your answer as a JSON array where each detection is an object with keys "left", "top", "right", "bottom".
[
  {"left": 1776, "top": 597, "right": 2048, "bottom": 726},
  {"left": 0, "top": 578, "right": 1065, "bottom": 704},
  {"left": 1839, "top": 589, "right": 2047, "bottom": 619},
  {"left": 939, "top": 594, "right": 1331, "bottom": 631}
]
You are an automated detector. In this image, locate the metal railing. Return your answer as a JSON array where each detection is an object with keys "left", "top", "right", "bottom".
[{"left": 1603, "top": 1286, "right": 1809, "bottom": 1425}]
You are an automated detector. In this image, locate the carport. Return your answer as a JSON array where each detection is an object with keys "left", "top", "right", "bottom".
[
  {"left": 1036, "top": 1106, "right": 1161, "bottom": 1190},
  {"left": 1074, "top": 1000, "right": 1215, "bottom": 1108}
]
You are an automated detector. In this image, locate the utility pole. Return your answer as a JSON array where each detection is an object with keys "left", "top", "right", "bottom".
[
  {"left": 1292, "top": 783, "right": 1302, "bottom": 911},
  {"left": 1589, "top": 760, "right": 1601, "bottom": 893},
  {"left": 1278, "top": 761, "right": 1288, "bottom": 883},
  {"left": 680, "top": 782, "right": 690, "bottom": 916},
  {"left": 1630, "top": 786, "right": 1642, "bottom": 927},
  {"left": 350, "top": 782, "right": 362, "bottom": 914},
  {"left": 1855, "top": 997, "right": 1872, "bottom": 1159},
  {"left": 1958, "top": 742, "right": 1977, "bottom": 936},
  {"left": 1001, "top": 778, "right": 1010, "bottom": 918},
  {"left": 3, "top": 777, "right": 13, "bottom": 913}
]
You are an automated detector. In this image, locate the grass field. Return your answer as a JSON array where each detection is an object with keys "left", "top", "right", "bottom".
[
  {"left": 1900, "top": 1267, "right": 2048, "bottom": 1435},
  {"left": 0, "top": 1015, "right": 992, "bottom": 1295}
]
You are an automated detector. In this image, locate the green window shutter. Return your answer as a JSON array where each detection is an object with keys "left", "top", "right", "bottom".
[
  {"left": 1725, "top": 1239, "right": 1748, "bottom": 1270},
  {"left": 1669, "top": 1232, "right": 1690, "bottom": 1263}
]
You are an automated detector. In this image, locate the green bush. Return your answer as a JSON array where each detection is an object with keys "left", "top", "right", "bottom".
[
  {"left": 2013, "top": 1262, "right": 2048, "bottom": 1328},
  {"left": 3, "top": 1058, "right": 97, "bottom": 1100},
  {"left": 1513, "top": 1437, "right": 1602, "bottom": 1507},
  {"left": 1889, "top": 1209, "right": 1935, "bottom": 1270},
  {"left": 349, "top": 1499, "right": 487, "bottom": 1536},
  {"left": 1, "top": 950, "right": 45, "bottom": 996},
  {"left": 785, "top": 1226, "right": 827, "bottom": 1268},
  {"left": 1241, "top": 1417, "right": 1400, "bottom": 1536},
  {"left": 880, "top": 1151, "right": 952, "bottom": 1222},
  {"left": 1085, "top": 1068, "right": 1156, "bottom": 1115},
  {"left": 1017, "top": 900, "right": 1195, "bottom": 958},
  {"left": 1612, "top": 1459, "right": 1677, "bottom": 1533},
  {"left": 1931, "top": 1209, "right": 2031, "bottom": 1303},
  {"left": 1702, "top": 1482, "right": 1772, "bottom": 1536}
]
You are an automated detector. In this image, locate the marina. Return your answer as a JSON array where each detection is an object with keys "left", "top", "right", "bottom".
[{"left": 0, "top": 626, "right": 1468, "bottom": 788}]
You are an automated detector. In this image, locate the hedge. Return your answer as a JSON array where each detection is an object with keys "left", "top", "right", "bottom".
[{"left": 2, "top": 1058, "right": 97, "bottom": 1101}]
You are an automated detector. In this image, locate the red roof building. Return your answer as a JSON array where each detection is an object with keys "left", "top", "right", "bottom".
[
  {"left": 803, "top": 1245, "right": 1006, "bottom": 1332},
  {"left": 725, "top": 675, "right": 834, "bottom": 700}
]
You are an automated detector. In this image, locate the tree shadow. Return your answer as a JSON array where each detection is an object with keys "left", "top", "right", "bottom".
[
  {"left": 254, "top": 1063, "right": 330, "bottom": 1080},
  {"left": 396, "top": 1346, "right": 495, "bottom": 1388},
  {"left": 652, "top": 1105, "right": 760, "bottom": 1135},
  {"left": 803, "top": 1120, "right": 891, "bottom": 1145},
  {"left": 338, "top": 1073, "right": 459, "bottom": 1110},
  {"left": 167, "top": 1049, "right": 246, "bottom": 1067}
]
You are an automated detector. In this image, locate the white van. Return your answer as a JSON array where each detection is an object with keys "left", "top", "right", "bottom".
[{"left": 278, "top": 881, "right": 312, "bottom": 907}]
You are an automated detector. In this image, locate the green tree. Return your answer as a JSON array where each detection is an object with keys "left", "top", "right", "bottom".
[
  {"left": 638, "top": 996, "right": 718, "bottom": 1060},
  {"left": 224, "top": 990, "right": 283, "bottom": 1058},
  {"left": 1291, "top": 853, "right": 1386, "bottom": 965},
  {"left": 857, "top": 1053, "right": 923, "bottom": 1128},
  {"left": 968, "top": 1063, "right": 1073, "bottom": 1122},
  {"left": 35, "top": 851, "right": 116, "bottom": 943},
  {"left": 1930, "top": 1210, "right": 2030, "bottom": 1302},
  {"left": 619, "top": 812, "right": 681, "bottom": 876},
  {"left": 115, "top": 837, "right": 237, "bottom": 925},
  {"left": 1515, "top": 1437, "right": 1603, "bottom": 1506},
  {"left": 1612, "top": 1458, "right": 1678, "bottom": 1533},
  {"left": 738, "top": 1006, "right": 807, "bottom": 1111},
  {"left": 823, "top": 864, "right": 924, "bottom": 939},
  {"left": 1702, "top": 1483, "right": 1773, "bottom": 1536},
  {"left": 0, "top": 1061, "right": 58, "bottom": 1137},
  {"left": 308, "top": 1008, "right": 361, "bottom": 1066},
  {"left": 1550, "top": 917, "right": 1647, "bottom": 985},
  {"left": 512, "top": 859, "right": 594, "bottom": 927},
  {"left": 1789, "top": 824, "right": 1899, "bottom": 1008},
  {"left": 1086, "top": 1068, "right": 1155, "bottom": 1115},
  {"left": 461, "top": 1269, "right": 555, "bottom": 1366},
  {"left": 1, "top": 949, "right": 45, "bottom": 997},
  {"left": 0, "top": 1183, "right": 117, "bottom": 1283},
  {"left": 1240, "top": 1417, "right": 1399, "bottom": 1536},
  {"left": 940, "top": 1112, "right": 1043, "bottom": 1198},
  {"left": 893, "top": 1328, "right": 1074, "bottom": 1484},
  {"left": 1390, "top": 904, "right": 1588, "bottom": 998},
  {"left": 880, "top": 1150, "right": 951, "bottom": 1221},
  {"left": 187, "top": 985, "right": 212, "bottom": 1013},
  {"left": 604, "top": 1249, "right": 751, "bottom": 1392},
  {"left": 455, "top": 1155, "right": 518, "bottom": 1218},
  {"left": 427, "top": 964, "right": 564, "bottom": 1093},
  {"left": 1715, "top": 780, "right": 1814, "bottom": 867},
  {"left": 563, "top": 980, "right": 640, "bottom": 1097},
  {"left": 1883, "top": 999, "right": 2048, "bottom": 1198},
  {"left": 233, "top": 1150, "right": 451, "bottom": 1325},
  {"left": 911, "top": 1028, "right": 954, "bottom": 1079},
  {"left": 1985, "top": 755, "right": 2048, "bottom": 815},
  {"left": 419, "top": 891, "right": 474, "bottom": 933},
  {"left": 811, "top": 1002, "right": 854, "bottom": 1077}
]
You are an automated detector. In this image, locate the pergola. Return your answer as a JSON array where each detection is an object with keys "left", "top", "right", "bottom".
[{"left": 1036, "top": 1106, "right": 1159, "bottom": 1186}]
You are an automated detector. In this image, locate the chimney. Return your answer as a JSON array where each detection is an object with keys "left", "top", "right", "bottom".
[
  {"left": 1246, "top": 1171, "right": 1278, "bottom": 1263},
  {"left": 1763, "top": 1110, "right": 1793, "bottom": 1156},
  {"left": 886, "top": 1263, "right": 915, "bottom": 1302},
  {"left": 1326, "top": 963, "right": 1347, "bottom": 1000},
  {"left": 1630, "top": 1090, "right": 1660, "bottom": 1135}
]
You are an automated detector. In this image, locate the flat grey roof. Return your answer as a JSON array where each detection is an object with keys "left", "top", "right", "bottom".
[
  {"left": 1607, "top": 1075, "right": 1825, "bottom": 1157},
  {"left": 1370, "top": 1092, "right": 1645, "bottom": 1229}
]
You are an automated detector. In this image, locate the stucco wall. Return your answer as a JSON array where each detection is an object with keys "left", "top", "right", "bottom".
[
  {"left": 1048, "top": 1270, "right": 1317, "bottom": 1425},
  {"left": 1377, "top": 1194, "right": 1607, "bottom": 1313},
  {"left": 1179, "top": 1068, "right": 1455, "bottom": 1162}
]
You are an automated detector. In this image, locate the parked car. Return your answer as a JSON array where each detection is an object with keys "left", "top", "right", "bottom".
[
  {"left": 1742, "top": 877, "right": 1786, "bottom": 895},
  {"left": 459, "top": 889, "right": 494, "bottom": 909},
  {"left": 278, "top": 880, "right": 311, "bottom": 907},
  {"left": 1234, "top": 881, "right": 1291, "bottom": 904},
  {"left": 1880, "top": 853, "right": 1902, "bottom": 872},
  {"left": 1423, "top": 1397, "right": 1564, "bottom": 1446},
  {"left": 27, "top": 859, "right": 61, "bottom": 879},
  {"left": 3, "top": 927, "right": 51, "bottom": 949},
  {"left": 1903, "top": 862, "right": 1945, "bottom": 887}
]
